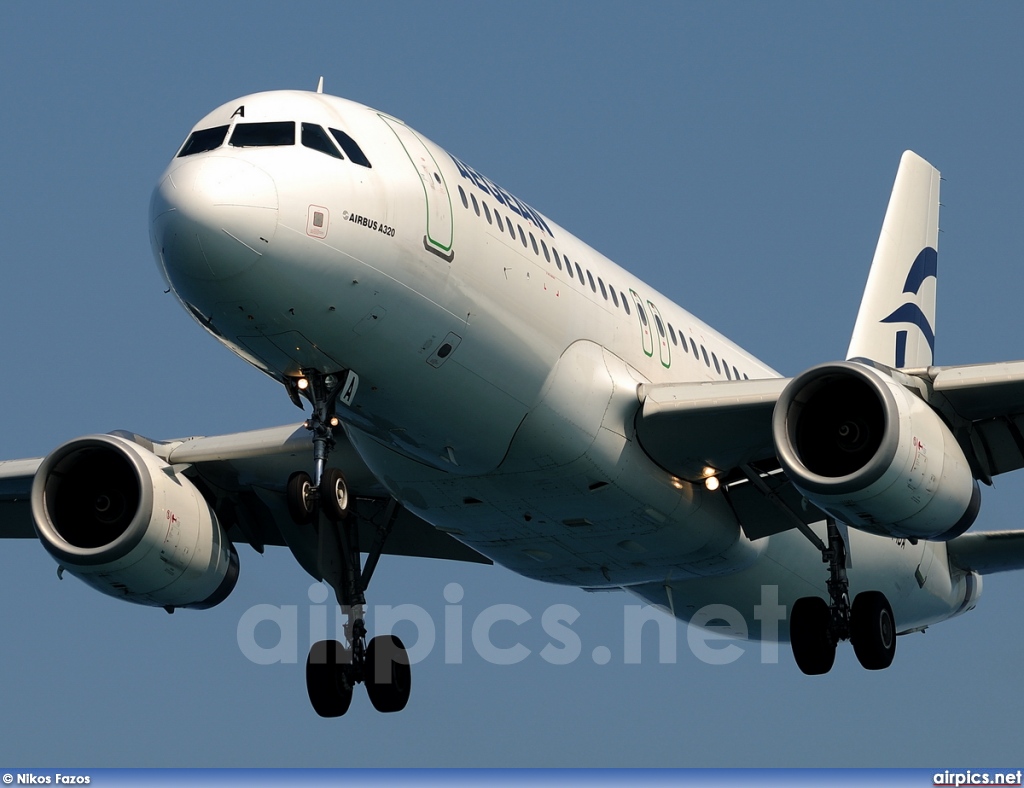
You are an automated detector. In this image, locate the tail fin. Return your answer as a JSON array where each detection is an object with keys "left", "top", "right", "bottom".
[{"left": 846, "top": 150, "right": 940, "bottom": 368}]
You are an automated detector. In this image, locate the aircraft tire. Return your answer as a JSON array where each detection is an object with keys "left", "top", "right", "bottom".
[
  {"left": 306, "top": 640, "right": 354, "bottom": 717},
  {"left": 364, "top": 634, "right": 411, "bottom": 713},
  {"left": 319, "top": 467, "right": 350, "bottom": 522},
  {"left": 287, "top": 471, "right": 316, "bottom": 525},
  {"left": 790, "top": 596, "right": 836, "bottom": 675},
  {"left": 850, "top": 591, "right": 896, "bottom": 670}
]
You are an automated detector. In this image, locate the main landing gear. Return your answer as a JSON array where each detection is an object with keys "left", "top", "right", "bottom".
[
  {"left": 790, "top": 519, "right": 896, "bottom": 675},
  {"left": 284, "top": 369, "right": 412, "bottom": 717}
]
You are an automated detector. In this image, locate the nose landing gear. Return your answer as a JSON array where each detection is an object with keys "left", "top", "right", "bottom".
[{"left": 284, "top": 369, "right": 411, "bottom": 716}]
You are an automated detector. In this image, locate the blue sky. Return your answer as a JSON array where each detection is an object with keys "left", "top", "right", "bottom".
[{"left": 2, "top": 0, "right": 1024, "bottom": 768}]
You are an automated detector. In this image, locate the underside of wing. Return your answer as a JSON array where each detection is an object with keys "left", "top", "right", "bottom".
[
  {"left": 0, "top": 458, "right": 42, "bottom": 538},
  {"left": 635, "top": 377, "right": 823, "bottom": 539},
  {"left": 635, "top": 360, "right": 1024, "bottom": 543},
  {"left": 634, "top": 378, "right": 789, "bottom": 481},
  {"left": 0, "top": 425, "right": 490, "bottom": 573},
  {"left": 924, "top": 361, "right": 1024, "bottom": 480}
]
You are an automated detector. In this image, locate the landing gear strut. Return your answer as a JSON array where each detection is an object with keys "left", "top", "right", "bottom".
[
  {"left": 790, "top": 518, "right": 896, "bottom": 674},
  {"left": 739, "top": 465, "right": 898, "bottom": 674},
  {"left": 284, "top": 369, "right": 412, "bottom": 716}
]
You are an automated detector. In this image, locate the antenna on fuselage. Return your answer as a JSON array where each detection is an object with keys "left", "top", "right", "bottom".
[{"left": 315, "top": 76, "right": 324, "bottom": 94}]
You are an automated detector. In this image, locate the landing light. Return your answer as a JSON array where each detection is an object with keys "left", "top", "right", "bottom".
[
  {"left": 329, "top": 416, "right": 340, "bottom": 428},
  {"left": 297, "top": 377, "right": 309, "bottom": 391},
  {"left": 702, "top": 466, "right": 717, "bottom": 478},
  {"left": 704, "top": 476, "right": 721, "bottom": 492}
]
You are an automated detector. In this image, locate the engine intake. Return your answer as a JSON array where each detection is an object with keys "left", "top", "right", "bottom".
[
  {"left": 31, "top": 433, "right": 238, "bottom": 609},
  {"left": 773, "top": 361, "right": 980, "bottom": 541}
]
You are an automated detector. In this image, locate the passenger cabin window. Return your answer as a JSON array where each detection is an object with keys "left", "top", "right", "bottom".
[
  {"left": 178, "top": 125, "right": 229, "bottom": 157},
  {"left": 329, "top": 128, "right": 372, "bottom": 168},
  {"left": 483, "top": 202, "right": 492, "bottom": 223},
  {"left": 230, "top": 121, "right": 295, "bottom": 147},
  {"left": 301, "top": 123, "right": 342, "bottom": 158},
  {"left": 458, "top": 186, "right": 469, "bottom": 209}
]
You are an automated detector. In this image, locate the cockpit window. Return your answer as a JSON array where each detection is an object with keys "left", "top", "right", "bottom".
[
  {"left": 301, "top": 123, "right": 343, "bottom": 159},
  {"left": 230, "top": 121, "right": 295, "bottom": 148},
  {"left": 177, "top": 125, "right": 229, "bottom": 157},
  {"left": 329, "top": 128, "right": 372, "bottom": 168}
]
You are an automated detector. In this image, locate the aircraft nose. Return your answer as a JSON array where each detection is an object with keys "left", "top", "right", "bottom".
[{"left": 150, "top": 156, "right": 278, "bottom": 283}]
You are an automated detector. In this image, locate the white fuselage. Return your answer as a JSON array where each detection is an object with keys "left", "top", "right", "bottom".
[{"left": 150, "top": 90, "right": 978, "bottom": 639}]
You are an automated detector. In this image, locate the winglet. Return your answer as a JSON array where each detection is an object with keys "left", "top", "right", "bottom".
[{"left": 846, "top": 151, "right": 940, "bottom": 368}]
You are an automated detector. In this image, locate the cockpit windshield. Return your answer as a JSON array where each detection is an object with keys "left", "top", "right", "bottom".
[
  {"left": 230, "top": 121, "right": 295, "bottom": 147},
  {"left": 301, "top": 123, "right": 342, "bottom": 159},
  {"left": 330, "top": 128, "right": 372, "bottom": 168},
  {"left": 175, "top": 118, "right": 372, "bottom": 168},
  {"left": 177, "top": 125, "right": 229, "bottom": 157}
]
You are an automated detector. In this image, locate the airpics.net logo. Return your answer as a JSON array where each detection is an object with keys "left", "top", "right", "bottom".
[{"left": 235, "top": 582, "right": 788, "bottom": 667}]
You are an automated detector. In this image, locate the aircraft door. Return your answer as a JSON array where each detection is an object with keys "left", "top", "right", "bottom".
[
  {"left": 629, "top": 289, "right": 654, "bottom": 358},
  {"left": 378, "top": 114, "right": 454, "bottom": 262},
  {"left": 646, "top": 300, "right": 671, "bottom": 369}
]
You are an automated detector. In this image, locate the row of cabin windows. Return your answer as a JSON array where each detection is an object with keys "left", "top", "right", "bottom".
[
  {"left": 458, "top": 185, "right": 634, "bottom": 318},
  {"left": 177, "top": 121, "right": 372, "bottom": 168},
  {"left": 457, "top": 184, "right": 750, "bottom": 381}
]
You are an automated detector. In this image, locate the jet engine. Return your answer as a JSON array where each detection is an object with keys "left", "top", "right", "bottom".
[
  {"left": 772, "top": 361, "right": 980, "bottom": 541},
  {"left": 30, "top": 433, "right": 238, "bottom": 609}
]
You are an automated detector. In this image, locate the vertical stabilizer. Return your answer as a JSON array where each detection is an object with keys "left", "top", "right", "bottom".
[{"left": 846, "top": 151, "right": 940, "bottom": 368}]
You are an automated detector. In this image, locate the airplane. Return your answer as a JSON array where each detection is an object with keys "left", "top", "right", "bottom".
[{"left": 3, "top": 80, "right": 1024, "bottom": 718}]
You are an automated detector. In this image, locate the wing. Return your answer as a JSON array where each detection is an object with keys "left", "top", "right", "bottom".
[
  {"left": 0, "top": 424, "right": 490, "bottom": 576},
  {"left": 636, "top": 377, "right": 820, "bottom": 540},
  {"left": 924, "top": 361, "right": 1024, "bottom": 482},
  {"left": 635, "top": 361, "right": 1024, "bottom": 544},
  {"left": 0, "top": 458, "right": 41, "bottom": 538}
]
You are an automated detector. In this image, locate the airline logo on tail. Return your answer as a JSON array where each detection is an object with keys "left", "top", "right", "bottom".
[{"left": 879, "top": 246, "right": 937, "bottom": 368}]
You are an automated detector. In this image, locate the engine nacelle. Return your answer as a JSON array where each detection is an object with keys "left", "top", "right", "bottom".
[
  {"left": 30, "top": 433, "right": 238, "bottom": 609},
  {"left": 772, "top": 361, "right": 980, "bottom": 541}
]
